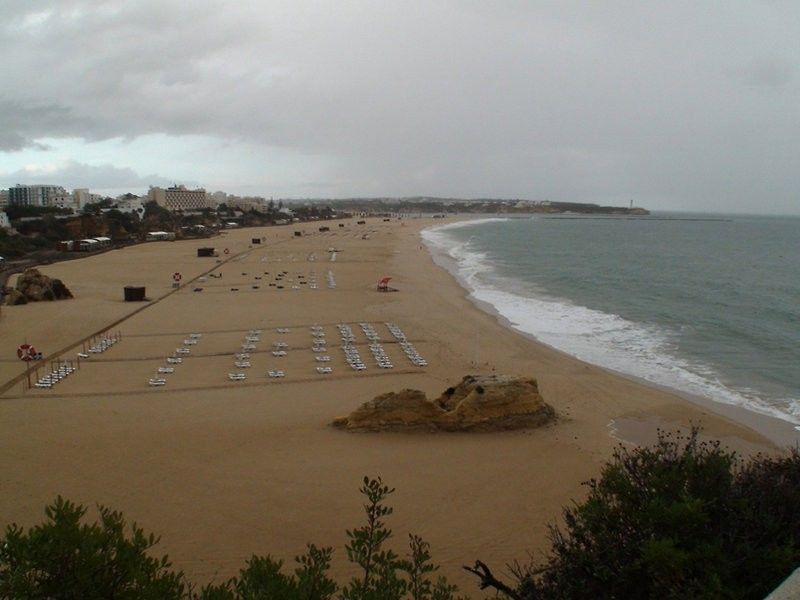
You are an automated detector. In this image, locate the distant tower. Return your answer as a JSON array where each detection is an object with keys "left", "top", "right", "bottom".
[{"left": 630, "top": 199, "right": 633, "bottom": 209}]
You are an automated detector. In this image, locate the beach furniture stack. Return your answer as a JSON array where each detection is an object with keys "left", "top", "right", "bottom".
[
  {"left": 311, "top": 325, "right": 332, "bottom": 373},
  {"left": 360, "top": 322, "right": 393, "bottom": 369},
  {"left": 151, "top": 332, "right": 200, "bottom": 386},
  {"left": 34, "top": 361, "right": 76, "bottom": 389},
  {"left": 230, "top": 330, "right": 260, "bottom": 381},
  {"left": 338, "top": 323, "right": 366, "bottom": 371},
  {"left": 385, "top": 322, "right": 428, "bottom": 367}
]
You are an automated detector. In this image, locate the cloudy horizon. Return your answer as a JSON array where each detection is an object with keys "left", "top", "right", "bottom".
[{"left": 2, "top": 1, "right": 799, "bottom": 214}]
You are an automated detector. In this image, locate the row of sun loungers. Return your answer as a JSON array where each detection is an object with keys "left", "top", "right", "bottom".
[
  {"left": 338, "top": 323, "right": 366, "bottom": 371},
  {"left": 150, "top": 332, "right": 201, "bottom": 386},
  {"left": 327, "top": 270, "right": 336, "bottom": 289},
  {"left": 88, "top": 335, "right": 119, "bottom": 354},
  {"left": 229, "top": 329, "right": 262, "bottom": 380},
  {"left": 359, "top": 323, "right": 395, "bottom": 369},
  {"left": 147, "top": 321, "right": 426, "bottom": 387},
  {"left": 311, "top": 325, "right": 334, "bottom": 374},
  {"left": 385, "top": 322, "right": 428, "bottom": 366},
  {"left": 35, "top": 362, "right": 76, "bottom": 388}
]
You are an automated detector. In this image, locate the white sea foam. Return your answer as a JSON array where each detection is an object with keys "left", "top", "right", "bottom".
[{"left": 422, "top": 222, "right": 800, "bottom": 426}]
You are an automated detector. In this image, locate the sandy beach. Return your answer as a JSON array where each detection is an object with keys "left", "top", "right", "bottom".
[{"left": 0, "top": 217, "right": 792, "bottom": 589}]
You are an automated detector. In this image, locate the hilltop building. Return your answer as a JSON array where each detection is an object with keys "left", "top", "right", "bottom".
[
  {"left": 49, "top": 190, "right": 77, "bottom": 210},
  {"left": 8, "top": 184, "right": 69, "bottom": 207},
  {"left": 148, "top": 185, "right": 209, "bottom": 211},
  {"left": 114, "top": 193, "right": 145, "bottom": 214},
  {"left": 225, "top": 195, "right": 266, "bottom": 211},
  {"left": 209, "top": 191, "right": 266, "bottom": 212},
  {"left": 72, "top": 189, "right": 98, "bottom": 210}
]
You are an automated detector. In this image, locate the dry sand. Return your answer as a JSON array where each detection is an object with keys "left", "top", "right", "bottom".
[{"left": 0, "top": 217, "right": 794, "bottom": 590}]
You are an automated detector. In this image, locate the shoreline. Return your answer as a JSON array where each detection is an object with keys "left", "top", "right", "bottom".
[
  {"left": 420, "top": 218, "right": 800, "bottom": 449},
  {"left": 0, "top": 216, "right": 788, "bottom": 589}
]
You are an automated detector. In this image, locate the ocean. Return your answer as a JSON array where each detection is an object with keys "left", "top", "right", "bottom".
[{"left": 422, "top": 214, "right": 800, "bottom": 427}]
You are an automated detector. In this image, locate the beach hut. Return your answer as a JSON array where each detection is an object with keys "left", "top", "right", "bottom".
[
  {"left": 78, "top": 239, "right": 100, "bottom": 252},
  {"left": 123, "top": 286, "right": 146, "bottom": 301},
  {"left": 146, "top": 231, "right": 175, "bottom": 241}
]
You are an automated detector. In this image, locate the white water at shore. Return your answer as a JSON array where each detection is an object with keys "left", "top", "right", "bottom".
[{"left": 422, "top": 219, "right": 800, "bottom": 427}]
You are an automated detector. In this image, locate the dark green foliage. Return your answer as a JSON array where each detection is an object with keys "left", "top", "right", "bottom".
[
  {"left": 197, "top": 545, "right": 337, "bottom": 600},
  {"left": 400, "top": 535, "right": 461, "bottom": 600},
  {"left": 341, "top": 477, "right": 404, "bottom": 600},
  {"left": 1, "top": 479, "right": 461, "bottom": 600},
  {"left": 199, "top": 476, "right": 462, "bottom": 600},
  {"left": 0, "top": 227, "right": 52, "bottom": 257},
  {"left": 82, "top": 199, "right": 114, "bottom": 215},
  {"left": 4, "top": 205, "right": 70, "bottom": 221},
  {"left": 511, "top": 429, "right": 800, "bottom": 600},
  {"left": 0, "top": 496, "right": 185, "bottom": 599}
]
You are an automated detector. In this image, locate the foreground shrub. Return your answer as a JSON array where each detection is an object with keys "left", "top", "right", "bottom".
[
  {"left": 0, "top": 478, "right": 462, "bottom": 600},
  {"left": 0, "top": 497, "right": 184, "bottom": 599},
  {"left": 470, "top": 428, "right": 800, "bottom": 600}
]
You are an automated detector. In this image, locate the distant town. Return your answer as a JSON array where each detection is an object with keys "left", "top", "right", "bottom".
[{"left": 0, "top": 183, "right": 648, "bottom": 264}]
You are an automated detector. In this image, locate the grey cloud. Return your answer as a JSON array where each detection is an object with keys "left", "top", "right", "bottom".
[
  {"left": 738, "top": 57, "right": 794, "bottom": 89},
  {"left": 2, "top": 1, "right": 800, "bottom": 212},
  {"left": 0, "top": 160, "right": 184, "bottom": 192}
]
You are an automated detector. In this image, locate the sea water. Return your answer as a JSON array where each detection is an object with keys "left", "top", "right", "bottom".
[{"left": 422, "top": 214, "right": 800, "bottom": 426}]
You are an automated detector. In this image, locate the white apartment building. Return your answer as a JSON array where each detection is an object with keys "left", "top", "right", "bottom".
[
  {"left": 225, "top": 195, "right": 266, "bottom": 211},
  {"left": 49, "top": 191, "right": 77, "bottom": 211},
  {"left": 149, "top": 185, "right": 209, "bottom": 211},
  {"left": 8, "top": 184, "right": 68, "bottom": 207},
  {"left": 115, "top": 193, "right": 144, "bottom": 214},
  {"left": 73, "top": 189, "right": 92, "bottom": 210},
  {"left": 0, "top": 189, "right": 9, "bottom": 209},
  {"left": 0, "top": 211, "right": 11, "bottom": 229}
]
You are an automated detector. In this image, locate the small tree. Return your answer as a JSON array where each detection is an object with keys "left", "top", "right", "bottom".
[
  {"left": 470, "top": 428, "right": 800, "bottom": 600},
  {"left": 200, "top": 476, "right": 463, "bottom": 600},
  {"left": 1, "top": 479, "right": 464, "bottom": 599},
  {"left": 0, "top": 496, "right": 185, "bottom": 599}
]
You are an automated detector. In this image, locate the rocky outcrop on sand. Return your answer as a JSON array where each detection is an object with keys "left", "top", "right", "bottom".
[
  {"left": 5, "top": 268, "right": 73, "bottom": 305},
  {"left": 332, "top": 375, "right": 555, "bottom": 433}
]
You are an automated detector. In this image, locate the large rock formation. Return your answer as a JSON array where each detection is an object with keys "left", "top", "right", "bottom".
[
  {"left": 332, "top": 375, "right": 555, "bottom": 433},
  {"left": 6, "top": 268, "right": 73, "bottom": 305}
]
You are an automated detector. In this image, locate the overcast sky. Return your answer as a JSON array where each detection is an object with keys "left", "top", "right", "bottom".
[{"left": 1, "top": 1, "right": 799, "bottom": 214}]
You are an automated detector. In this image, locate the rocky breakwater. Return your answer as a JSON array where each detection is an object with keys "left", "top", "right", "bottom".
[
  {"left": 332, "top": 374, "right": 555, "bottom": 432},
  {"left": 5, "top": 268, "right": 73, "bottom": 305}
]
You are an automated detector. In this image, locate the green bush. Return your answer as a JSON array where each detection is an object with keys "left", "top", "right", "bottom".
[
  {"left": 0, "top": 478, "right": 463, "bottom": 600},
  {"left": 0, "top": 497, "right": 185, "bottom": 599},
  {"left": 489, "top": 428, "right": 800, "bottom": 600}
]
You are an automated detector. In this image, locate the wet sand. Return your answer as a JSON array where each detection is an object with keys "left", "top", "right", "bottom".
[{"left": 0, "top": 217, "right": 791, "bottom": 589}]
